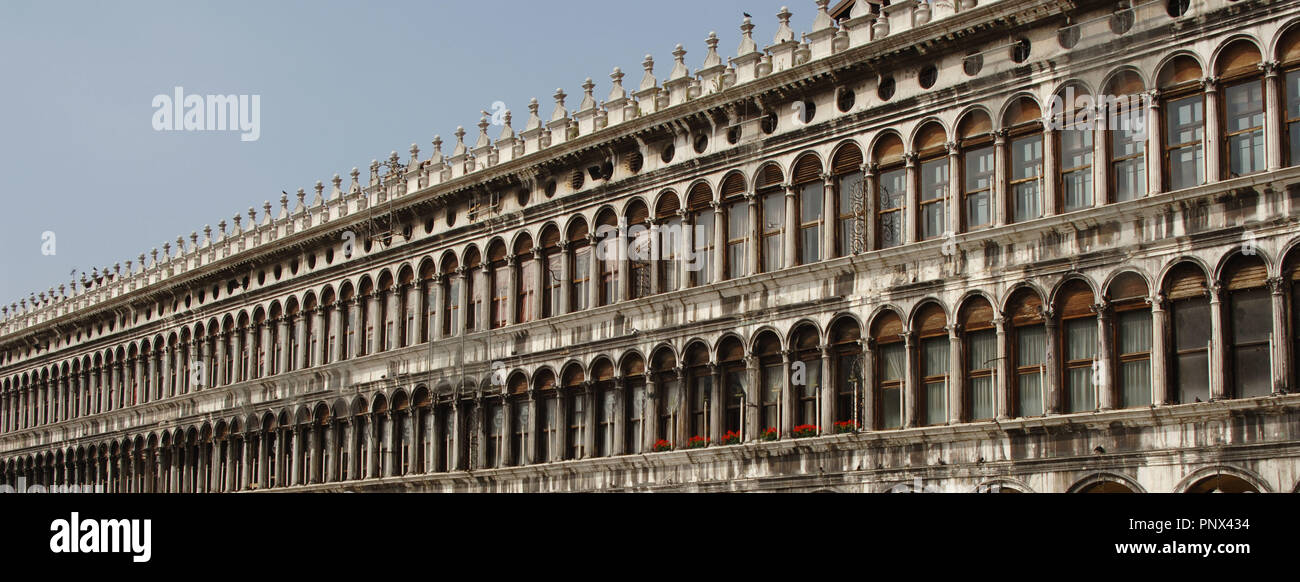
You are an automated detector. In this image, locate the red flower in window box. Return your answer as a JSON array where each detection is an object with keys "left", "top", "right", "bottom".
[
  {"left": 792, "top": 424, "right": 819, "bottom": 438},
  {"left": 652, "top": 439, "right": 673, "bottom": 452},
  {"left": 759, "top": 427, "right": 779, "bottom": 442},
  {"left": 720, "top": 430, "right": 742, "bottom": 445},
  {"left": 833, "top": 420, "right": 859, "bottom": 434},
  {"left": 686, "top": 435, "right": 710, "bottom": 449}
]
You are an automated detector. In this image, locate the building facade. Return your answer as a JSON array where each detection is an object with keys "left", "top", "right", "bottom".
[{"left": 4, "top": 0, "right": 1300, "bottom": 493}]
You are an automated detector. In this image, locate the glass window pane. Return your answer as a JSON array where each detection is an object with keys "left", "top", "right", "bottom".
[
  {"left": 921, "top": 158, "right": 949, "bottom": 202},
  {"left": 1166, "top": 96, "right": 1205, "bottom": 190},
  {"left": 966, "top": 331, "right": 996, "bottom": 370},
  {"left": 1017, "top": 326, "right": 1046, "bottom": 366},
  {"left": 1230, "top": 289, "right": 1271, "bottom": 344},
  {"left": 1234, "top": 344, "right": 1271, "bottom": 398},
  {"left": 880, "top": 343, "right": 905, "bottom": 381},
  {"left": 1118, "top": 310, "right": 1152, "bottom": 355},
  {"left": 925, "top": 381, "right": 946, "bottom": 425},
  {"left": 881, "top": 387, "right": 902, "bottom": 429},
  {"left": 923, "top": 338, "right": 949, "bottom": 376},
  {"left": 1018, "top": 372, "right": 1042, "bottom": 416},
  {"left": 1173, "top": 300, "right": 1210, "bottom": 350},
  {"left": 1176, "top": 352, "right": 1210, "bottom": 404},
  {"left": 1120, "top": 359, "right": 1151, "bottom": 409},
  {"left": 969, "top": 376, "right": 994, "bottom": 420},
  {"left": 1066, "top": 319, "right": 1098, "bottom": 361},
  {"left": 1067, "top": 367, "right": 1094, "bottom": 413}
]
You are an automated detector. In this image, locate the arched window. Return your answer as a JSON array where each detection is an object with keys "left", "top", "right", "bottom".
[
  {"left": 960, "top": 296, "right": 997, "bottom": 421},
  {"left": 831, "top": 144, "right": 865, "bottom": 256},
  {"left": 1105, "top": 71, "right": 1148, "bottom": 202},
  {"left": 753, "top": 331, "right": 784, "bottom": 435},
  {"left": 1005, "top": 97, "right": 1044, "bottom": 222},
  {"left": 487, "top": 240, "right": 508, "bottom": 329},
  {"left": 915, "top": 123, "right": 950, "bottom": 240},
  {"left": 1282, "top": 27, "right": 1300, "bottom": 166},
  {"left": 515, "top": 234, "right": 537, "bottom": 324},
  {"left": 1223, "top": 254, "right": 1271, "bottom": 398},
  {"left": 464, "top": 249, "right": 482, "bottom": 332},
  {"left": 622, "top": 355, "right": 646, "bottom": 454},
  {"left": 535, "top": 370, "right": 559, "bottom": 462},
  {"left": 717, "top": 337, "right": 747, "bottom": 440},
  {"left": 539, "top": 226, "right": 562, "bottom": 318},
  {"left": 684, "top": 343, "right": 712, "bottom": 443},
  {"left": 1058, "top": 280, "right": 1098, "bottom": 413},
  {"left": 561, "top": 365, "right": 586, "bottom": 460},
  {"left": 791, "top": 325, "right": 822, "bottom": 431},
  {"left": 626, "top": 201, "right": 651, "bottom": 299},
  {"left": 793, "top": 155, "right": 824, "bottom": 264},
  {"left": 1108, "top": 273, "right": 1152, "bottom": 408},
  {"left": 721, "top": 173, "right": 748, "bottom": 280},
  {"left": 592, "top": 359, "right": 616, "bottom": 457},
  {"left": 1055, "top": 84, "right": 1094, "bottom": 212},
  {"left": 1185, "top": 474, "right": 1261, "bottom": 493},
  {"left": 652, "top": 348, "right": 681, "bottom": 448},
  {"left": 568, "top": 220, "right": 590, "bottom": 312},
  {"left": 1164, "top": 263, "right": 1211, "bottom": 403},
  {"left": 915, "top": 303, "right": 949, "bottom": 425},
  {"left": 873, "top": 134, "right": 906, "bottom": 249},
  {"left": 757, "top": 164, "right": 785, "bottom": 273},
  {"left": 872, "top": 312, "right": 905, "bottom": 429},
  {"left": 1158, "top": 55, "right": 1206, "bottom": 190},
  {"left": 440, "top": 255, "right": 460, "bottom": 337},
  {"left": 830, "top": 318, "right": 863, "bottom": 429},
  {"left": 1217, "top": 40, "right": 1265, "bottom": 178},
  {"left": 1008, "top": 288, "right": 1046, "bottom": 417},
  {"left": 654, "top": 192, "right": 683, "bottom": 294},
  {"left": 958, "top": 110, "right": 995, "bottom": 230},
  {"left": 595, "top": 210, "right": 619, "bottom": 306},
  {"left": 507, "top": 375, "right": 529, "bottom": 466},
  {"left": 687, "top": 183, "right": 715, "bottom": 286}
]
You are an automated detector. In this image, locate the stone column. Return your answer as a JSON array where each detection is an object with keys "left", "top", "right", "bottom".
[
  {"left": 863, "top": 163, "right": 878, "bottom": 252},
  {"left": 712, "top": 202, "right": 726, "bottom": 282},
  {"left": 586, "top": 233, "right": 601, "bottom": 308},
  {"left": 211, "top": 334, "right": 224, "bottom": 388},
  {"left": 946, "top": 142, "right": 962, "bottom": 234},
  {"left": 1044, "top": 310, "right": 1061, "bottom": 414},
  {"left": 612, "top": 377, "right": 626, "bottom": 456},
  {"left": 385, "top": 287, "right": 401, "bottom": 350},
  {"left": 1264, "top": 62, "right": 1284, "bottom": 171},
  {"left": 258, "top": 322, "right": 271, "bottom": 379},
  {"left": 1151, "top": 295, "right": 1169, "bottom": 405},
  {"left": 681, "top": 211, "right": 694, "bottom": 289},
  {"left": 294, "top": 312, "right": 307, "bottom": 371},
  {"left": 995, "top": 316, "right": 1010, "bottom": 419},
  {"left": 948, "top": 325, "right": 963, "bottom": 423},
  {"left": 506, "top": 255, "right": 519, "bottom": 326},
  {"left": 1204, "top": 77, "right": 1221, "bottom": 183},
  {"left": 551, "top": 242, "right": 569, "bottom": 315},
  {"left": 364, "top": 414, "right": 377, "bottom": 478},
  {"left": 456, "top": 268, "right": 470, "bottom": 333},
  {"left": 1209, "top": 283, "right": 1228, "bottom": 400},
  {"left": 780, "top": 353, "right": 793, "bottom": 435},
  {"left": 1270, "top": 278, "right": 1289, "bottom": 394},
  {"left": 323, "top": 423, "right": 336, "bottom": 482},
  {"left": 993, "top": 130, "right": 1008, "bottom": 227},
  {"left": 819, "top": 345, "right": 834, "bottom": 431},
  {"left": 161, "top": 346, "right": 172, "bottom": 399},
  {"left": 532, "top": 256, "right": 545, "bottom": 321},
  {"left": 1042, "top": 126, "right": 1058, "bottom": 217},
  {"left": 707, "top": 365, "right": 723, "bottom": 443},
  {"left": 904, "top": 152, "right": 919, "bottom": 244},
  {"left": 346, "top": 418, "right": 359, "bottom": 480},
  {"left": 383, "top": 412, "right": 396, "bottom": 478},
  {"left": 277, "top": 316, "right": 290, "bottom": 374},
  {"left": 746, "top": 195, "right": 760, "bottom": 274},
  {"left": 1146, "top": 90, "right": 1164, "bottom": 196},
  {"left": 406, "top": 282, "right": 423, "bottom": 346},
  {"left": 822, "top": 174, "right": 837, "bottom": 260},
  {"left": 1097, "top": 302, "right": 1116, "bottom": 410},
  {"left": 290, "top": 425, "right": 303, "bottom": 485},
  {"left": 365, "top": 292, "right": 380, "bottom": 354},
  {"left": 784, "top": 185, "right": 799, "bottom": 269},
  {"left": 1093, "top": 103, "right": 1109, "bottom": 208},
  {"left": 239, "top": 434, "right": 251, "bottom": 490},
  {"left": 902, "top": 331, "right": 917, "bottom": 428},
  {"left": 743, "top": 356, "right": 759, "bottom": 441},
  {"left": 231, "top": 329, "right": 244, "bottom": 383},
  {"left": 617, "top": 221, "right": 631, "bottom": 302},
  {"left": 431, "top": 276, "right": 445, "bottom": 341},
  {"left": 347, "top": 299, "right": 362, "bottom": 358}
]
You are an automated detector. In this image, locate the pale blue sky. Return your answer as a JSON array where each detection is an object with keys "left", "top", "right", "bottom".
[{"left": 0, "top": 0, "right": 802, "bottom": 310}]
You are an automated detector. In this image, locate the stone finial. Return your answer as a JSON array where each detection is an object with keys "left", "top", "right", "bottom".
[
  {"left": 331, "top": 173, "right": 343, "bottom": 200},
  {"left": 639, "top": 55, "right": 657, "bottom": 91},
  {"left": 670, "top": 44, "right": 689, "bottom": 80},
  {"left": 349, "top": 167, "right": 361, "bottom": 194},
  {"left": 578, "top": 77, "right": 597, "bottom": 112},
  {"left": 249, "top": 206, "right": 259, "bottom": 225},
  {"left": 550, "top": 88, "right": 568, "bottom": 122},
  {"left": 475, "top": 115, "right": 491, "bottom": 149},
  {"left": 452, "top": 126, "right": 467, "bottom": 156},
  {"left": 232, "top": 213, "right": 242, "bottom": 231},
  {"left": 430, "top": 136, "right": 444, "bottom": 164},
  {"left": 774, "top": 6, "right": 795, "bottom": 44},
  {"left": 279, "top": 192, "right": 289, "bottom": 217},
  {"left": 702, "top": 32, "right": 722, "bottom": 69},
  {"left": 369, "top": 159, "right": 381, "bottom": 184},
  {"left": 388, "top": 150, "right": 400, "bottom": 170},
  {"left": 149, "top": 248, "right": 158, "bottom": 265},
  {"left": 850, "top": 0, "right": 872, "bottom": 18},
  {"left": 218, "top": 220, "right": 227, "bottom": 237},
  {"left": 162, "top": 241, "right": 171, "bottom": 259},
  {"left": 203, "top": 224, "right": 212, "bottom": 245},
  {"left": 813, "top": 0, "right": 833, "bottom": 31},
  {"left": 497, "top": 110, "right": 514, "bottom": 141},
  {"left": 525, "top": 98, "right": 542, "bottom": 131},
  {"left": 176, "top": 235, "right": 186, "bottom": 254},
  {"left": 409, "top": 143, "right": 420, "bottom": 166},
  {"left": 608, "top": 67, "right": 627, "bottom": 101},
  {"left": 738, "top": 16, "right": 757, "bottom": 56},
  {"left": 190, "top": 231, "right": 198, "bottom": 249}
]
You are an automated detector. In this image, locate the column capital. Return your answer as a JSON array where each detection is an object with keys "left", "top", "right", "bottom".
[
  {"left": 1201, "top": 76, "right": 1219, "bottom": 92},
  {"left": 1267, "top": 276, "right": 1286, "bottom": 295},
  {"left": 946, "top": 324, "right": 962, "bottom": 337},
  {"left": 1259, "top": 60, "right": 1280, "bottom": 77},
  {"left": 945, "top": 141, "right": 959, "bottom": 155},
  {"left": 903, "top": 151, "right": 918, "bottom": 166},
  {"left": 821, "top": 172, "right": 836, "bottom": 186},
  {"left": 993, "top": 128, "right": 1009, "bottom": 142},
  {"left": 862, "top": 161, "right": 878, "bottom": 175}
]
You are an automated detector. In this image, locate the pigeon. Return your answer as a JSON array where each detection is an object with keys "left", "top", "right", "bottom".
[{"left": 743, "top": 12, "right": 752, "bottom": 18}]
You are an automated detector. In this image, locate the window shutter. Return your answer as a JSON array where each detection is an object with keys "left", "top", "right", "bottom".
[
  {"left": 718, "top": 338, "right": 745, "bottom": 363},
  {"left": 1108, "top": 272, "right": 1149, "bottom": 304},
  {"left": 1007, "top": 290, "right": 1043, "bottom": 326},
  {"left": 1225, "top": 258, "right": 1268, "bottom": 291},
  {"left": 757, "top": 164, "right": 785, "bottom": 190},
  {"left": 720, "top": 173, "right": 747, "bottom": 200},
  {"left": 687, "top": 183, "right": 713, "bottom": 210},
  {"left": 793, "top": 155, "right": 823, "bottom": 185},
  {"left": 829, "top": 319, "right": 862, "bottom": 344},
  {"left": 1057, "top": 280, "right": 1095, "bottom": 319},
  {"left": 622, "top": 355, "right": 645, "bottom": 377},
  {"left": 832, "top": 143, "right": 864, "bottom": 176},
  {"left": 916, "top": 304, "right": 947, "bottom": 337},
  {"left": 567, "top": 220, "right": 589, "bottom": 243},
  {"left": 873, "top": 134, "right": 905, "bottom": 166},
  {"left": 958, "top": 111, "right": 993, "bottom": 141},
  {"left": 541, "top": 226, "right": 561, "bottom": 250},
  {"left": 591, "top": 359, "right": 614, "bottom": 382},
  {"left": 655, "top": 191, "right": 681, "bottom": 218},
  {"left": 961, "top": 298, "right": 995, "bottom": 331},
  {"left": 1215, "top": 41, "right": 1262, "bottom": 78},
  {"left": 873, "top": 312, "right": 904, "bottom": 342},
  {"left": 1165, "top": 264, "right": 1208, "bottom": 300},
  {"left": 627, "top": 201, "right": 649, "bottom": 225}
]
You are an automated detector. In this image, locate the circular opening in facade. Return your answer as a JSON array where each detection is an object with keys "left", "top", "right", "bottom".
[
  {"left": 878, "top": 75, "right": 896, "bottom": 100},
  {"left": 837, "top": 88, "right": 856, "bottom": 112},
  {"left": 919, "top": 65, "right": 938, "bottom": 89}
]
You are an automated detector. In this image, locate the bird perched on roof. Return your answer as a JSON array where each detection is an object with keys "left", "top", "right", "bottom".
[{"left": 743, "top": 12, "right": 752, "bottom": 18}]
